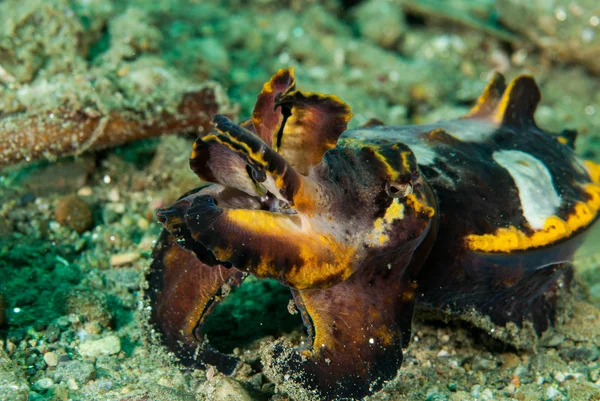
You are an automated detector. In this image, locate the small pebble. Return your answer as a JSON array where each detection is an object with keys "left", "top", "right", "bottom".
[
  {"left": 67, "top": 377, "right": 79, "bottom": 390},
  {"left": 449, "top": 391, "right": 470, "bottom": 401},
  {"left": 109, "top": 252, "right": 140, "bottom": 267},
  {"left": 79, "top": 335, "right": 121, "bottom": 357},
  {"left": 33, "top": 377, "right": 54, "bottom": 391},
  {"left": 108, "top": 188, "right": 120, "bottom": 202},
  {"left": 137, "top": 218, "right": 149, "bottom": 230},
  {"left": 51, "top": 360, "right": 96, "bottom": 385},
  {"left": 559, "top": 343, "right": 599, "bottom": 362},
  {"left": 45, "top": 324, "right": 61, "bottom": 343},
  {"left": 437, "top": 349, "right": 449, "bottom": 358},
  {"left": 545, "top": 385, "right": 560, "bottom": 399},
  {"left": 65, "top": 289, "right": 113, "bottom": 328},
  {"left": 44, "top": 352, "right": 59, "bottom": 367},
  {"left": 54, "top": 195, "right": 94, "bottom": 233},
  {"left": 554, "top": 372, "right": 568, "bottom": 383},
  {"left": 480, "top": 388, "right": 494, "bottom": 400},
  {"left": 77, "top": 187, "right": 93, "bottom": 196},
  {"left": 210, "top": 375, "right": 254, "bottom": 401},
  {"left": 472, "top": 357, "right": 497, "bottom": 371},
  {"left": 542, "top": 333, "right": 565, "bottom": 348}
]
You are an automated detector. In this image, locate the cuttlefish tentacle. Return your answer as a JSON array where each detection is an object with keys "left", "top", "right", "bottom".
[
  {"left": 163, "top": 192, "right": 355, "bottom": 290},
  {"left": 267, "top": 255, "right": 420, "bottom": 401},
  {"left": 146, "top": 229, "right": 245, "bottom": 374}
]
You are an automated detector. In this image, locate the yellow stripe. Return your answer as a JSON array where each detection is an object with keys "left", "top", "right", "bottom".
[
  {"left": 405, "top": 194, "right": 435, "bottom": 218},
  {"left": 584, "top": 160, "right": 600, "bottom": 184},
  {"left": 223, "top": 209, "right": 355, "bottom": 289},
  {"left": 466, "top": 184, "right": 600, "bottom": 252},
  {"left": 371, "top": 147, "right": 400, "bottom": 181},
  {"left": 202, "top": 133, "right": 269, "bottom": 168}
]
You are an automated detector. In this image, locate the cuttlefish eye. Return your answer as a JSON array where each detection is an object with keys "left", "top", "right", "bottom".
[{"left": 386, "top": 182, "right": 413, "bottom": 198}]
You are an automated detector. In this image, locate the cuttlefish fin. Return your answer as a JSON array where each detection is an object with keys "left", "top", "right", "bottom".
[
  {"left": 252, "top": 68, "right": 297, "bottom": 146},
  {"left": 274, "top": 90, "right": 352, "bottom": 174},
  {"left": 146, "top": 229, "right": 245, "bottom": 373},
  {"left": 462, "top": 72, "right": 506, "bottom": 120},
  {"left": 250, "top": 68, "right": 352, "bottom": 174},
  {"left": 266, "top": 259, "right": 419, "bottom": 400},
  {"left": 492, "top": 75, "right": 541, "bottom": 127},
  {"left": 463, "top": 73, "right": 541, "bottom": 128}
]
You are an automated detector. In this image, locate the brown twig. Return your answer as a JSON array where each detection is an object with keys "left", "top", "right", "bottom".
[{"left": 0, "top": 83, "right": 236, "bottom": 167}]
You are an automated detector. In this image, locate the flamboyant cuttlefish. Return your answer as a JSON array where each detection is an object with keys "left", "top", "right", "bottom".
[{"left": 145, "top": 68, "right": 600, "bottom": 400}]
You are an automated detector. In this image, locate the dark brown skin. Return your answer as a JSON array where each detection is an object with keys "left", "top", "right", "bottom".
[{"left": 147, "top": 230, "right": 244, "bottom": 373}]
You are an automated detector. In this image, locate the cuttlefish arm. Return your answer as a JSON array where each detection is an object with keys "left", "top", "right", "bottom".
[
  {"left": 266, "top": 253, "right": 421, "bottom": 401},
  {"left": 146, "top": 223, "right": 245, "bottom": 373}
]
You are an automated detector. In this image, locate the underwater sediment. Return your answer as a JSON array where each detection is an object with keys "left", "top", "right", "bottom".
[{"left": 1, "top": 0, "right": 600, "bottom": 400}]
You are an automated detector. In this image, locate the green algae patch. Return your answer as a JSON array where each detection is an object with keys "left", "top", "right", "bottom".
[
  {"left": 203, "top": 277, "right": 303, "bottom": 354},
  {"left": 0, "top": 236, "right": 82, "bottom": 329}
]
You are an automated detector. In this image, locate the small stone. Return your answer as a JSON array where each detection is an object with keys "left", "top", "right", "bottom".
[
  {"left": 108, "top": 188, "right": 120, "bottom": 202},
  {"left": 449, "top": 391, "right": 471, "bottom": 401},
  {"left": 54, "top": 195, "right": 94, "bottom": 233},
  {"left": 201, "top": 375, "right": 254, "bottom": 401},
  {"left": 425, "top": 387, "right": 446, "bottom": 401},
  {"left": 78, "top": 335, "right": 121, "bottom": 357},
  {"left": 554, "top": 372, "right": 567, "bottom": 383},
  {"left": 45, "top": 324, "right": 61, "bottom": 343},
  {"left": 437, "top": 349, "right": 449, "bottom": 358},
  {"left": 542, "top": 333, "right": 565, "bottom": 348},
  {"left": 501, "top": 352, "right": 521, "bottom": 369},
  {"left": 77, "top": 187, "right": 93, "bottom": 197},
  {"left": 559, "top": 343, "right": 599, "bottom": 362},
  {"left": 136, "top": 218, "right": 149, "bottom": 230},
  {"left": 33, "top": 377, "right": 54, "bottom": 391},
  {"left": 24, "top": 159, "right": 93, "bottom": 196},
  {"left": 109, "top": 252, "right": 140, "bottom": 267},
  {"left": 85, "top": 322, "right": 103, "bottom": 336},
  {"left": 51, "top": 361, "right": 96, "bottom": 385},
  {"left": 44, "top": 352, "right": 59, "bottom": 367},
  {"left": 472, "top": 356, "right": 497, "bottom": 371},
  {"left": 480, "top": 388, "right": 494, "bottom": 401},
  {"left": 66, "top": 377, "right": 79, "bottom": 390},
  {"left": 64, "top": 289, "right": 113, "bottom": 328},
  {"left": 545, "top": 385, "right": 560, "bottom": 399},
  {"left": 58, "top": 354, "right": 71, "bottom": 364}
]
